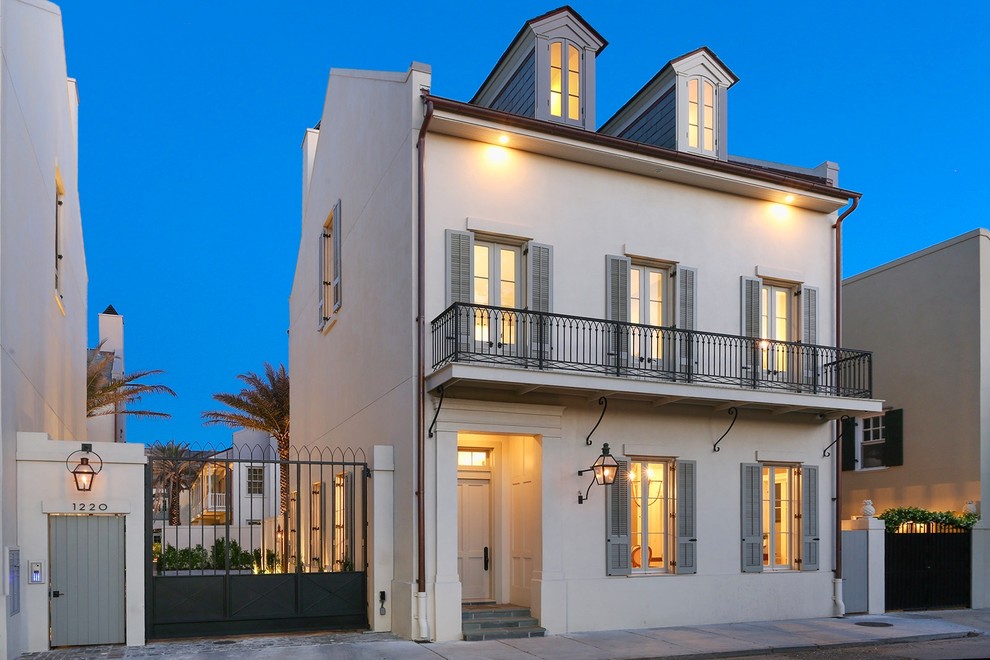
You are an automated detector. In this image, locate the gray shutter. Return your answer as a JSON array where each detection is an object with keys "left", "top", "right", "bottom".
[
  {"left": 841, "top": 417, "right": 857, "bottom": 471},
  {"left": 317, "top": 227, "right": 326, "bottom": 327},
  {"left": 801, "top": 285, "right": 818, "bottom": 345},
  {"left": 446, "top": 230, "right": 473, "bottom": 349},
  {"left": 676, "top": 266, "right": 698, "bottom": 373},
  {"left": 884, "top": 409, "right": 904, "bottom": 467},
  {"left": 332, "top": 199, "right": 342, "bottom": 312},
  {"left": 526, "top": 242, "right": 553, "bottom": 361},
  {"left": 800, "top": 465, "right": 819, "bottom": 571},
  {"left": 605, "top": 459, "right": 631, "bottom": 576},
  {"left": 675, "top": 460, "right": 697, "bottom": 574},
  {"left": 445, "top": 229, "right": 473, "bottom": 305},
  {"left": 606, "top": 255, "right": 631, "bottom": 321},
  {"left": 740, "top": 463, "right": 763, "bottom": 573},
  {"left": 740, "top": 276, "right": 762, "bottom": 374},
  {"left": 606, "top": 255, "right": 631, "bottom": 368},
  {"left": 526, "top": 242, "right": 552, "bottom": 312}
]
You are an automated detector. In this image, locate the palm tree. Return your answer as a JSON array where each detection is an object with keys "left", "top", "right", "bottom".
[
  {"left": 87, "top": 343, "right": 176, "bottom": 418},
  {"left": 202, "top": 363, "right": 290, "bottom": 515},
  {"left": 150, "top": 441, "right": 198, "bottom": 526}
]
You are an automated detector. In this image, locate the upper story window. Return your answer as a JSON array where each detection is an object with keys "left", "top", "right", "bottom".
[
  {"left": 318, "top": 199, "right": 342, "bottom": 330},
  {"left": 841, "top": 410, "right": 904, "bottom": 471},
  {"left": 246, "top": 466, "right": 264, "bottom": 495},
  {"left": 549, "top": 40, "right": 581, "bottom": 123},
  {"left": 687, "top": 77, "right": 716, "bottom": 155}
]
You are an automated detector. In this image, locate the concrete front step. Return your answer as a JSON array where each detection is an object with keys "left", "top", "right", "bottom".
[
  {"left": 462, "top": 625, "right": 546, "bottom": 641},
  {"left": 462, "top": 603, "right": 545, "bottom": 641}
]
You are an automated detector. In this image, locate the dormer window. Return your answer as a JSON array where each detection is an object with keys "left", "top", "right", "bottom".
[
  {"left": 550, "top": 41, "right": 581, "bottom": 122},
  {"left": 687, "top": 77, "right": 716, "bottom": 154}
]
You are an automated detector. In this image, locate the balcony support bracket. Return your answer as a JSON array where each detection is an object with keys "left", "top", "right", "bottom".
[
  {"left": 586, "top": 396, "right": 607, "bottom": 446},
  {"left": 822, "top": 414, "right": 851, "bottom": 458},
  {"left": 428, "top": 385, "right": 445, "bottom": 439},
  {"left": 712, "top": 407, "right": 739, "bottom": 453}
]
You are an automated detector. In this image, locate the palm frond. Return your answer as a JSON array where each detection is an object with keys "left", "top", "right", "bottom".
[{"left": 86, "top": 343, "right": 176, "bottom": 418}]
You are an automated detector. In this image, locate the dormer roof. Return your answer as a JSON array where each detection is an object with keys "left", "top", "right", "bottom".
[
  {"left": 600, "top": 46, "right": 737, "bottom": 159},
  {"left": 472, "top": 6, "right": 607, "bottom": 106}
]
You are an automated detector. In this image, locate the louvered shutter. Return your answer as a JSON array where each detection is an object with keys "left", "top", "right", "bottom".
[
  {"left": 605, "top": 459, "right": 631, "bottom": 576},
  {"left": 801, "top": 285, "right": 820, "bottom": 391},
  {"left": 883, "top": 409, "right": 904, "bottom": 467},
  {"left": 675, "top": 460, "right": 697, "bottom": 574},
  {"left": 446, "top": 230, "right": 473, "bottom": 349},
  {"left": 606, "top": 255, "right": 631, "bottom": 369},
  {"left": 841, "top": 417, "right": 857, "bottom": 471},
  {"left": 740, "top": 463, "right": 763, "bottom": 573},
  {"left": 800, "top": 465, "right": 819, "bottom": 571},
  {"left": 740, "top": 276, "right": 762, "bottom": 375},
  {"left": 332, "top": 200, "right": 342, "bottom": 313},
  {"left": 317, "top": 227, "right": 326, "bottom": 327},
  {"left": 676, "top": 266, "right": 698, "bottom": 374},
  {"left": 526, "top": 242, "right": 553, "bottom": 362}
]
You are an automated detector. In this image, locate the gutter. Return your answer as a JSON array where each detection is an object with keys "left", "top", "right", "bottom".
[
  {"left": 831, "top": 194, "right": 860, "bottom": 617},
  {"left": 414, "top": 95, "right": 435, "bottom": 641}
]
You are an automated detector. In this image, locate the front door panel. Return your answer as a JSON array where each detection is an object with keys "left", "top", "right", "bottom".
[{"left": 458, "top": 478, "right": 492, "bottom": 601}]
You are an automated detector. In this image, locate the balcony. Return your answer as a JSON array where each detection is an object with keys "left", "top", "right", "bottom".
[{"left": 429, "top": 303, "right": 878, "bottom": 416}]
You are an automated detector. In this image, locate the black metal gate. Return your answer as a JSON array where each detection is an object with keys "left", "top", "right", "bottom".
[
  {"left": 146, "top": 442, "right": 369, "bottom": 638},
  {"left": 885, "top": 522, "right": 971, "bottom": 610}
]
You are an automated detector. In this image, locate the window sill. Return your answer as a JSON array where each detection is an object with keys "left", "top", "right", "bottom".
[
  {"left": 319, "top": 314, "right": 338, "bottom": 335},
  {"left": 856, "top": 466, "right": 889, "bottom": 472},
  {"left": 54, "top": 292, "right": 65, "bottom": 316}
]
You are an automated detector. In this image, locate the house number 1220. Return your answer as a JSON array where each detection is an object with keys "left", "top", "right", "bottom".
[{"left": 72, "top": 503, "right": 108, "bottom": 512}]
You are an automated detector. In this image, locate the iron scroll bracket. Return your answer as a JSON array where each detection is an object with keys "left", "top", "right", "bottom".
[
  {"left": 712, "top": 407, "right": 739, "bottom": 453},
  {"left": 822, "top": 415, "right": 851, "bottom": 458},
  {"left": 586, "top": 396, "right": 608, "bottom": 446},
  {"left": 427, "top": 385, "right": 445, "bottom": 438}
]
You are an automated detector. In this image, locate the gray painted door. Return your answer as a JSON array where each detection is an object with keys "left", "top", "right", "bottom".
[{"left": 50, "top": 515, "right": 125, "bottom": 646}]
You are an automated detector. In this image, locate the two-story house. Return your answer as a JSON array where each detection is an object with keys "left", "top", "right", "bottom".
[{"left": 289, "top": 7, "right": 881, "bottom": 641}]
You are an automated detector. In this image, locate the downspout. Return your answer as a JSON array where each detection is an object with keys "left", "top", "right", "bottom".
[
  {"left": 415, "top": 95, "right": 435, "bottom": 641},
  {"left": 831, "top": 194, "right": 859, "bottom": 617}
]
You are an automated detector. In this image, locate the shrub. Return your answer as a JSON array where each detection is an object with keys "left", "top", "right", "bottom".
[{"left": 877, "top": 506, "right": 979, "bottom": 533}]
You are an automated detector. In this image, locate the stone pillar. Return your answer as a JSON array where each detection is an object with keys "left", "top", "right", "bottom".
[
  {"left": 843, "top": 516, "right": 886, "bottom": 614},
  {"left": 972, "top": 520, "right": 990, "bottom": 608},
  {"left": 431, "top": 429, "right": 461, "bottom": 641},
  {"left": 533, "top": 433, "right": 566, "bottom": 633}
]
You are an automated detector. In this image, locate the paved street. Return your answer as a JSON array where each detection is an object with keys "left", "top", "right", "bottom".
[{"left": 19, "top": 609, "right": 990, "bottom": 660}]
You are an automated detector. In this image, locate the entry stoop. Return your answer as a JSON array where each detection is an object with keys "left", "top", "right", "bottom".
[{"left": 461, "top": 603, "right": 546, "bottom": 641}]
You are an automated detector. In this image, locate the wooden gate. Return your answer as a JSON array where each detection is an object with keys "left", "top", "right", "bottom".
[
  {"left": 146, "top": 443, "right": 369, "bottom": 638},
  {"left": 50, "top": 515, "right": 126, "bottom": 646},
  {"left": 885, "top": 522, "right": 971, "bottom": 610}
]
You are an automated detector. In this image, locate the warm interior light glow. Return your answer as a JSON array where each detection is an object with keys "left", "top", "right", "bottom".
[
  {"left": 497, "top": 134, "right": 509, "bottom": 145},
  {"left": 484, "top": 145, "right": 509, "bottom": 165},
  {"left": 784, "top": 194, "right": 795, "bottom": 203}
]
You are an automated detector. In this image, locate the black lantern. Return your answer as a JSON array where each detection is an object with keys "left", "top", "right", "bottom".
[
  {"left": 578, "top": 443, "right": 619, "bottom": 503},
  {"left": 66, "top": 444, "right": 103, "bottom": 492}
]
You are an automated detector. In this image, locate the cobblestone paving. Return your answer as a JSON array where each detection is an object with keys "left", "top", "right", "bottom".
[{"left": 19, "top": 630, "right": 403, "bottom": 659}]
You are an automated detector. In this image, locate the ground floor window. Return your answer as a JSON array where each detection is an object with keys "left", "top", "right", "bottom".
[
  {"left": 741, "top": 462, "right": 818, "bottom": 573},
  {"left": 628, "top": 459, "right": 673, "bottom": 572}
]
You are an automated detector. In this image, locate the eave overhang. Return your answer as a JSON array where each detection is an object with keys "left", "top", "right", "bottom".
[{"left": 425, "top": 95, "right": 859, "bottom": 213}]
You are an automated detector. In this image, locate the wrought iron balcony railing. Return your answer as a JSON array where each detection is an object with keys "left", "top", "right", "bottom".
[{"left": 431, "top": 303, "right": 872, "bottom": 399}]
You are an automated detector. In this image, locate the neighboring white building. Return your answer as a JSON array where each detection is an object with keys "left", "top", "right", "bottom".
[
  {"left": 289, "top": 7, "right": 881, "bottom": 641},
  {"left": 1, "top": 0, "right": 88, "bottom": 655},
  {"left": 841, "top": 229, "right": 990, "bottom": 607},
  {"left": 87, "top": 304, "right": 127, "bottom": 443}
]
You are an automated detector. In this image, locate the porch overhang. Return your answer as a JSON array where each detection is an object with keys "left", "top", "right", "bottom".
[{"left": 426, "top": 362, "right": 883, "bottom": 418}]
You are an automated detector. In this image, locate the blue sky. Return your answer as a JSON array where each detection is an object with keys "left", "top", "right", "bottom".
[{"left": 59, "top": 1, "right": 987, "bottom": 447}]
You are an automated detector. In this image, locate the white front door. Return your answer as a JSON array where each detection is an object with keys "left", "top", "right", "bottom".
[{"left": 458, "top": 477, "right": 492, "bottom": 601}]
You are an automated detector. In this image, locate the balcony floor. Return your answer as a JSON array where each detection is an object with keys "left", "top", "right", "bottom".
[{"left": 426, "top": 362, "right": 882, "bottom": 418}]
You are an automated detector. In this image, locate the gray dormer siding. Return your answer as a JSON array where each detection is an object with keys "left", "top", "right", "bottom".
[
  {"left": 618, "top": 87, "right": 675, "bottom": 149},
  {"left": 491, "top": 49, "right": 536, "bottom": 118}
]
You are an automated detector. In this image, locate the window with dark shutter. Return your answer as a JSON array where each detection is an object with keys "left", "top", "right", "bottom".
[{"left": 605, "top": 459, "right": 631, "bottom": 576}]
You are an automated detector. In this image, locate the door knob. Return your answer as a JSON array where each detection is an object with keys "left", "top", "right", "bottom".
[
  {"left": 484, "top": 546, "right": 490, "bottom": 571},
  {"left": 52, "top": 590, "right": 63, "bottom": 598}
]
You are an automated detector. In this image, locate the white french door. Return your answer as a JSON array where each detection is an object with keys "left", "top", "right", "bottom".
[{"left": 473, "top": 242, "right": 521, "bottom": 350}]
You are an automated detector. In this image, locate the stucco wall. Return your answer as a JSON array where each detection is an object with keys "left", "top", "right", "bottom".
[
  {"left": 1, "top": 1, "right": 89, "bottom": 656},
  {"left": 841, "top": 230, "right": 986, "bottom": 518}
]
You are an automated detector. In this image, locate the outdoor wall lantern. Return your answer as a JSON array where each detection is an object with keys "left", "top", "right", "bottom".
[
  {"left": 66, "top": 443, "right": 103, "bottom": 492},
  {"left": 577, "top": 443, "right": 618, "bottom": 504}
]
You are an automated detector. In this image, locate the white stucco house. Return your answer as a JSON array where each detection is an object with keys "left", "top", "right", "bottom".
[
  {"left": 2, "top": 2, "right": 147, "bottom": 654},
  {"left": 289, "top": 6, "right": 882, "bottom": 641}
]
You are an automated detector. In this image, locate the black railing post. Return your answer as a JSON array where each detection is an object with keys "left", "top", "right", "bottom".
[
  {"left": 751, "top": 339, "right": 759, "bottom": 389},
  {"left": 538, "top": 311, "right": 545, "bottom": 370},
  {"left": 453, "top": 304, "right": 460, "bottom": 363},
  {"left": 613, "top": 321, "right": 621, "bottom": 376}
]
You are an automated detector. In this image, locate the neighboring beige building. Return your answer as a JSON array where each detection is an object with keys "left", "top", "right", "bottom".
[
  {"left": 841, "top": 229, "right": 989, "bottom": 519},
  {"left": 290, "top": 7, "right": 881, "bottom": 641},
  {"left": 1, "top": 0, "right": 89, "bottom": 655}
]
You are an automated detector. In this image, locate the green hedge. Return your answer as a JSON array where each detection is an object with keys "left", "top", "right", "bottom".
[{"left": 876, "top": 506, "right": 979, "bottom": 533}]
